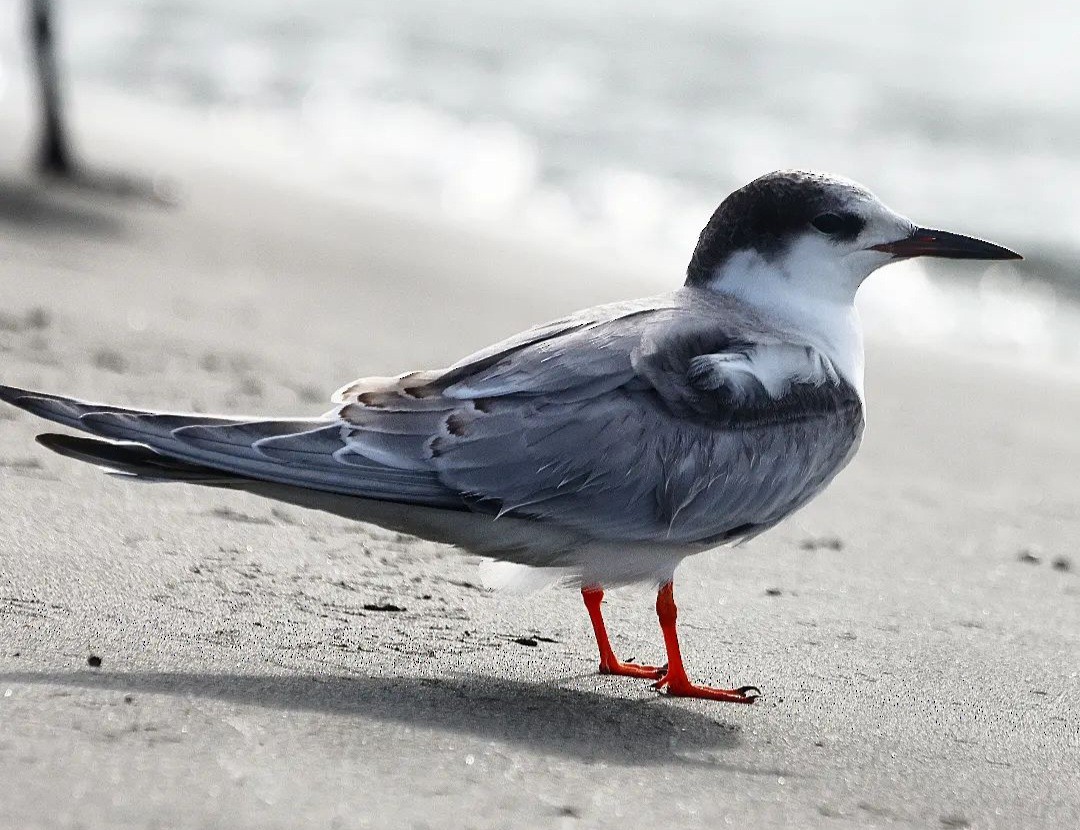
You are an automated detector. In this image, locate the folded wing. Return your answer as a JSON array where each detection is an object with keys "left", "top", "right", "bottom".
[
  {"left": 334, "top": 290, "right": 863, "bottom": 543},
  {"left": 1, "top": 290, "right": 862, "bottom": 546}
]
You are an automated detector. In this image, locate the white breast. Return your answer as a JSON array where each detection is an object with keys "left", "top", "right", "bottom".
[{"left": 703, "top": 249, "right": 866, "bottom": 400}]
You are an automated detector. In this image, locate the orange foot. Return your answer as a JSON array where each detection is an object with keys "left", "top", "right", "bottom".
[
  {"left": 653, "top": 675, "right": 759, "bottom": 703},
  {"left": 582, "top": 587, "right": 666, "bottom": 680},
  {"left": 598, "top": 658, "right": 666, "bottom": 680},
  {"left": 650, "top": 582, "right": 760, "bottom": 703}
]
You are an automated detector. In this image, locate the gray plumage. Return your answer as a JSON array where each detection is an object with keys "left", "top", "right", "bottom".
[{"left": 0, "top": 285, "right": 863, "bottom": 585}]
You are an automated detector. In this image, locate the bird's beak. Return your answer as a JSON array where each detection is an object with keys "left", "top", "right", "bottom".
[{"left": 870, "top": 227, "right": 1022, "bottom": 260}]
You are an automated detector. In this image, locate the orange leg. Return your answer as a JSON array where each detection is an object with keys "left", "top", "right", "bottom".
[
  {"left": 581, "top": 587, "right": 665, "bottom": 679},
  {"left": 651, "top": 582, "right": 759, "bottom": 703}
]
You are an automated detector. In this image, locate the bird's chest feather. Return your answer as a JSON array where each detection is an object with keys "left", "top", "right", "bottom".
[{"left": 653, "top": 351, "right": 864, "bottom": 542}]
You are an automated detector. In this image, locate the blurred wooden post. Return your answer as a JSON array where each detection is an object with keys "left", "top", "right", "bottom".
[{"left": 30, "top": 0, "right": 73, "bottom": 176}]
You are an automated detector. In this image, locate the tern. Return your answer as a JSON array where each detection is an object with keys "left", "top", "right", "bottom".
[{"left": 0, "top": 170, "right": 1020, "bottom": 702}]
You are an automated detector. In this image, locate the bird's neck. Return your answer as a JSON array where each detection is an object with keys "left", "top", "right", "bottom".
[{"left": 700, "top": 251, "right": 866, "bottom": 398}]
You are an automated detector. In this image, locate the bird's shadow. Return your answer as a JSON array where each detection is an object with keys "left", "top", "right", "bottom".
[{"left": 0, "top": 670, "right": 761, "bottom": 769}]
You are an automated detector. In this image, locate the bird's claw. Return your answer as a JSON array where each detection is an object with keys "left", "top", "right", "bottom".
[{"left": 652, "top": 676, "right": 760, "bottom": 703}]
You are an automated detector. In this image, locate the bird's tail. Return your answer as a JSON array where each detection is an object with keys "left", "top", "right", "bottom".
[
  {"left": 0, "top": 384, "right": 456, "bottom": 506},
  {"left": 0, "top": 384, "right": 583, "bottom": 570}
]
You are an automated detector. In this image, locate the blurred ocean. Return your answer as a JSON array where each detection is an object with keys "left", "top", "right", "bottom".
[{"left": 2, "top": 0, "right": 1079, "bottom": 368}]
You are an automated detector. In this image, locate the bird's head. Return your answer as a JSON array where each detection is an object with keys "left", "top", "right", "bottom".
[{"left": 686, "top": 170, "right": 1021, "bottom": 304}]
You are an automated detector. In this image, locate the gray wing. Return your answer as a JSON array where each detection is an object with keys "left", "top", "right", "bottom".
[
  {"left": 336, "top": 288, "right": 863, "bottom": 543},
  {"left": 0, "top": 387, "right": 460, "bottom": 507},
  {"left": 1, "top": 289, "right": 862, "bottom": 546},
  {"left": 0, "top": 297, "right": 668, "bottom": 510}
]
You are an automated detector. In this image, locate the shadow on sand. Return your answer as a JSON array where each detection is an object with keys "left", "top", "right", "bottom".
[
  {"left": 0, "top": 178, "right": 127, "bottom": 238},
  {"left": 0, "top": 169, "right": 178, "bottom": 239},
  {"left": 0, "top": 670, "right": 766, "bottom": 769}
]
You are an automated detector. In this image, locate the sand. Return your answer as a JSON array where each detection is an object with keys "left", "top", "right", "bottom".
[{"left": 1, "top": 137, "right": 1079, "bottom": 830}]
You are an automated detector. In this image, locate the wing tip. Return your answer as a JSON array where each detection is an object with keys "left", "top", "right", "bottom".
[
  {"left": 0, "top": 383, "right": 38, "bottom": 407},
  {"left": 34, "top": 431, "right": 66, "bottom": 451},
  {"left": 35, "top": 431, "right": 241, "bottom": 482},
  {"left": 35, "top": 431, "right": 125, "bottom": 459}
]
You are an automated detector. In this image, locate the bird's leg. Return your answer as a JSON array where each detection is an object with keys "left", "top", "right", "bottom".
[
  {"left": 581, "top": 587, "right": 665, "bottom": 679},
  {"left": 652, "top": 582, "right": 759, "bottom": 703}
]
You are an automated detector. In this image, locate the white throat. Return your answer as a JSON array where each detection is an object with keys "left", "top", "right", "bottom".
[{"left": 704, "top": 249, "right": 866, "bottom": 398}]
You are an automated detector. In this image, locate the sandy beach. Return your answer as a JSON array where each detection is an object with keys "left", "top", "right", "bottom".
[{"left": 1, "top": 131, "right": 1079, "bottom": 829}]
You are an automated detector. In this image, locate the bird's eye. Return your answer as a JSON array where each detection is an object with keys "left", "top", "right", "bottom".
[{"left": 811, "top": 213, "right": 847, "bottom": 234}]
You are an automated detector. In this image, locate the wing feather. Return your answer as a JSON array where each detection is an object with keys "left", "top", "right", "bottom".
[
  {"left": 2, "top": 287, "right": 863, "bottom": 547},
  {"left": 334, "top": 288, "right": 862, "bottom": 543}
]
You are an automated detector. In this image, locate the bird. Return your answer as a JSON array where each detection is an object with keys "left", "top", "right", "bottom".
[{"left": 0, "top": 170, "right": 1020, "bottom": 703}]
